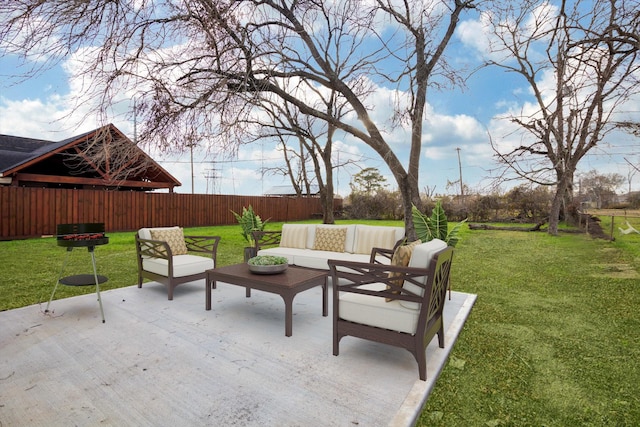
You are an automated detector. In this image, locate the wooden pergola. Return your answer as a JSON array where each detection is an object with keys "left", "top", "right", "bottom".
[{"left": 0, "top": 124, "right": 181, "bottom": 192}]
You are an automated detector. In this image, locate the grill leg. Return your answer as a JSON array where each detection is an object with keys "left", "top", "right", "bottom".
[
  {"left": 46, "top": 247, "right": 73, "bottom": 313},
  {"left": 89, "top": 248, "right": 106, "bottom": 323}
]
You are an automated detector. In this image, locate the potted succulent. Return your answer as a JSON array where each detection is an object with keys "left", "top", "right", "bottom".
[
  {"left": 231, "top": 205, "right": 269, "bottom": 261},
  {"left": 247, "top": 255, "right": 289, "bottom": 274}
]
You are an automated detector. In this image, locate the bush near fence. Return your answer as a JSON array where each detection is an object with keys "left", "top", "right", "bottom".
[{"left": 0, "top": 186, "right": 342, "bottom": 240}]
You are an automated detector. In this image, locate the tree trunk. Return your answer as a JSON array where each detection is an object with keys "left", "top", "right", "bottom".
[
  {"left": 398, "top": 176, "right": 417, "bottom": 240},
  {"left": 561, "top": 171, "right": 576, "bottom": 225},
  {"left": 549, "top": 173, "right": 573, "bottom": 235},
  {"left": 548, "top": 190, "right": 562, "bottom": 236},
  {"left": 320, "top": 185, "right": 335, "bottom": 224}
]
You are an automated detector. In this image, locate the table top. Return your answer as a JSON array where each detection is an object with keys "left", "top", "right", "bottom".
[{"left": 207, "top": 263, "right": 326, "bottom": 288}]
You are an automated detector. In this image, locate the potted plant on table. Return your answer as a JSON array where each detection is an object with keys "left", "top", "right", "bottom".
[
  {"left": 247, "top": 255, "right": 289, "bottom": 274},
  {"left": 231, "top": 205, "right": 269, "bottom": 261}
]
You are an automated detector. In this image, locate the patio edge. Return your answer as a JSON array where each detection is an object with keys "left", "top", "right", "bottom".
[{"left": 390, "top": 292, "right": 477, "bottom": 427}]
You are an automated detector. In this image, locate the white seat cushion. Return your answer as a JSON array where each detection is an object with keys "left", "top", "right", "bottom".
[
  {"left": 295, "top": 251, "right": 372, "bottom": 270},
  {"left": 259, "top": 247, "right": 393, "bottom": 270},
  {"left": 339, "top": 283, "right": 419, "bottom": 334},
  {"left": 142, "top": 254, "right": 213, "bottom": 277},
  {"left": 257, "top": 247, "right": 299, "bottom": 264}
]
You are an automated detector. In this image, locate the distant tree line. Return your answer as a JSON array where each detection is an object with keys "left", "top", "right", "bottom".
[{"left": 343, "top": 169, "right": 639, "bottom": 223}]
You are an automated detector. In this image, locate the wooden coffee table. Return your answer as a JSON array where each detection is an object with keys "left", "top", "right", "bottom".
[{"left": 205, "top": 264, "right": 328, "bottom": 337}]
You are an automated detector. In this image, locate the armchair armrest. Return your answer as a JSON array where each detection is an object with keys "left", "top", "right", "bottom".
[
  {"left": 184, "top": 235, "right": 221, "bottom": 263},
  {"left": 368, "top": 237, "right": 407, "bottom": 263},
  {"left": 328, "top": 259, "right": 429, "bottom": 305},
  {"left": 136, "top": 237, "right": 174, "bottom": 260},
  {"left": 252, "top": 230, "right": 282, "bottom": 251},
  {"left": 368, "top": 247, "right": 395, "bottom": 264}
]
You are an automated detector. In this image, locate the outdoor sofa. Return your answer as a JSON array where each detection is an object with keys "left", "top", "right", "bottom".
[{"left": 253, "top": 223, "right": 405, "bottom": 269}]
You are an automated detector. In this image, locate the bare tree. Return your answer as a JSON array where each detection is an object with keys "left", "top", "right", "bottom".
[
  {"left": 246, "top": 93, "right": 361, "bottom": 223},
  {"left": 65, "top": 125, "right": 160, "bottom": 188},
  {"left": 485, "top": 0, "right": 640, "bottom": 234},
  {"left": 0, "top": 0, "right": 475, "bottom": 237},
  {"left": 579, "top": 170, "right": 625, "bottom": 208}
]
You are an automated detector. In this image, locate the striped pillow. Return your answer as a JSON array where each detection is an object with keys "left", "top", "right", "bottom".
[
  {"left": 279, "top": 225, "right": 308, "bottom": 249},
  {"left": 353, "top": 226, "right": 397, "bottom": 254}
]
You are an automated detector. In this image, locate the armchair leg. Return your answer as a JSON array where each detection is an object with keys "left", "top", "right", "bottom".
[{"left": 416, "top": 351, "right": 427, "bottom": 381}]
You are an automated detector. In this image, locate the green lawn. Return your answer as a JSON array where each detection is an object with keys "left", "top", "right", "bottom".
[
  {"left": 1, "top": 220, "right": 638, "bottom": 425},
  {"left": 420, "top": 227, "right": 640, "bottom": 426}
]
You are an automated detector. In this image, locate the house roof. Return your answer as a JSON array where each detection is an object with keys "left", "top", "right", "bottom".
[{"left": 0, "top": 124, "right": 181, "bottom": 191}]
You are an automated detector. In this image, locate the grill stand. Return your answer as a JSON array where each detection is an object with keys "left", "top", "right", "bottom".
[{"left": 46, "top": 244, "right": 108, "bottom": 323}]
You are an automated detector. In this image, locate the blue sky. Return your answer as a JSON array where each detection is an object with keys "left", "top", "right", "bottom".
[{"left": 1, "top": 4, "right": 638, "bottom": 197}]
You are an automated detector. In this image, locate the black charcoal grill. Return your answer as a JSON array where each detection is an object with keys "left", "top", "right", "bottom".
[{"left": 47, "top": 223, "right": 109, "bottom": 322}]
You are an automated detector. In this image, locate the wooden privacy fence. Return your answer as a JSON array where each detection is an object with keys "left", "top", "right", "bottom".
[{"left": 0, "top": 186, "right": 342, "bottom": 240}]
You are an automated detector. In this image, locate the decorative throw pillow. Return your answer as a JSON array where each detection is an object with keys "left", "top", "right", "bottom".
[
  {"left": 150, "top": 227, "right": 188, "bottom": 256},
  {"left": 386, "top": 240, "right": 421, "bottom": 299},
  {"left": 313, "top": 227, "right": 347, "bottom": 252},
  {"left": 353, "top": 227, "right": 397, "bottom": 254},
  {"left": 279, "top": 224, "right": 308, "bottom": 249}
]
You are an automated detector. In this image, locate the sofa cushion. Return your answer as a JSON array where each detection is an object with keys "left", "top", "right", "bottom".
[
  {"left": 280, "top": 224, "right": 308, "bottom": 249},
  {"left": 142, "top": 254, "right": 213, "bottom": 277},
  {"left": 339, "top": 283, "right": 419, "bottom": 334},
  {"left": 387, "top": 239, "right": 422, "bottom": 296},
  {"left": 353, "top": 225, "right": 398, "bottom": 254},
  {"left": 256, "top": 246, "right": 297, "bottom": 264},
  {"left": 305, "top": 224, "right": 317, "bottom": 249},
  {"left": 400, "top": 239, "right": 447, "bottom": 310},
  {"left": 294, "top": 251, "right": 372, "bottom": 270},
  {"left": 258, "top": 247, "right": 375, "bottom": 270},
  {"left": 138, "top": 228, "right": 152, "bottom": 240},
  {"left": 149, "top": 227, "right": 188, "bottom": 256},
  {"left": 313, "top": 226, "right": 347, "bottom": 252}
]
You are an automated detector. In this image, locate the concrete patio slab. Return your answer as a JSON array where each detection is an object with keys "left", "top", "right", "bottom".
[{"left": 0, "top": 280, "right": 476, "bottom": 426}]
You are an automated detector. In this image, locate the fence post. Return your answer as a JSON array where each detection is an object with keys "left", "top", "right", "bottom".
[{"left": 610, "top": 215, "right": 614, "bottom": 240}]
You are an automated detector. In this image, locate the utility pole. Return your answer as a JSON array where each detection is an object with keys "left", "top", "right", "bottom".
[
  {"left": 203, "top": 163, "right": 220, "bottom": 194},
  {"left": 190, "top": 143, "right": 194, "bottom": 194},
  {"left": 133, "top": 98, "right": 137, "bottom": 144},
  {"left": 456, "top": 147, "right": 464, "bottom": 198}
]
